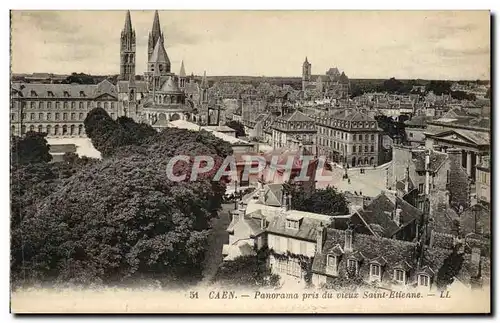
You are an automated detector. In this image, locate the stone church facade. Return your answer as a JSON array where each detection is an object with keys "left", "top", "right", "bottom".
[{"left": 10, "top": 10, "right": 207, "bottom": 138}]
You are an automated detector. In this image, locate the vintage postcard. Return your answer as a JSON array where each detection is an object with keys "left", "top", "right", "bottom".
[{"left": 9, "top": 10, "right": 491, "bottom": 314}]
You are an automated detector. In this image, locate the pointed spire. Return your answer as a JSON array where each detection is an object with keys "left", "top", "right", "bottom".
[
  {"left": 304, "top": 56, "right": 309, "bottom": 64},
  {"left": 201, "top": 71, "right": 208, "bottom": 88},
  {"left": 179, "top": 60, "right": 186, "bottom": 77},
  {"left": 152, "top": 10, "right": 162, "bottom": 39},
  {"left": 150, "top": 37, "right": 170, "bottom": 64},
  {"left": 123, "top": 10, "right": 132, "bottom": 33}
]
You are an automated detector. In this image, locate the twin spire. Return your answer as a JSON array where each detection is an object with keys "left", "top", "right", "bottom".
[{"left": 122, "top": 11, "right": 194, "bottom": 79}]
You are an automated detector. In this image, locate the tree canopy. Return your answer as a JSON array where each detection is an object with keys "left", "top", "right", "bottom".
[
  {"left": 284, "top": 184, "right": 349, "bottom": 216},
  {"left": 225, "top": 120, "right": 246, "bottom": 137},
  {"left": 11, "top": 109, "right": 233, "bottom": 287}
]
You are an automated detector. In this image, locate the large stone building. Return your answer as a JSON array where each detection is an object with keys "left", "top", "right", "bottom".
[
  {"left": 10, "top": 10, "right": 206, "bottom": 138},
  {"left": 313, "top": 109, "right": 383, "bottom": 167},
  {"left": 301, "top": 57, "right": 350, "bottom": 99}
]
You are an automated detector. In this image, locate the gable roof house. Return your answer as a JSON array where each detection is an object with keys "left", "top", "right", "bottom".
[{"left": 311, "top": 227, "right": 490, "bottom": 291}]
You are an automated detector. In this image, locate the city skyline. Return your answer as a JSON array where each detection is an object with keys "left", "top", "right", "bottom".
[{"left": 11, "top": 10, "right": 490, "bottom": 80}]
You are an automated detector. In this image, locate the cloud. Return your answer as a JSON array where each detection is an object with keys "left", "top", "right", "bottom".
[{"left": 435, "top": 46, "right": 490, "bottom": 58}]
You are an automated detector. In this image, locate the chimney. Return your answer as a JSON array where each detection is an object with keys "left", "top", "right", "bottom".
[
  {"left": 394, "top": 207, "right": 402, "bottom": 226},
  {"left": 260, "top": 217, "right": 267, "bottom": 230},
  {"left": 470, "top": 247, "right": 481, "bottom": 278},
  {"left": 316, "top": 222, "right": 326, "bottom": 254},
  {"left": 344, "top": 228, "right": 353, "bottom": 251},
  {"left": 424, "top": 150, "right": 431, "bottom": 195}
]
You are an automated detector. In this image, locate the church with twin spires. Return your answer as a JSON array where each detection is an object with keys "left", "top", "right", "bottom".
[{"left": 116, "top": 10, "right": 209, "bottom": 127}]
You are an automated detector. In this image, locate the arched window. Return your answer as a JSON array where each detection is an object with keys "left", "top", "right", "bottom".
[
  {"left": 371, "top": 145, "right": 374, "bottom": 152},
  {"left": 62, "top": 125, "right": 68, "bottom": 135},
  {"left": 11, "top": 125, "right": 15, "bottom": 134},
  {"left": 352, "top": 157, "right": 356, "bottom": 166},
  {"left": 29, "top": 125, "right": 34, "bottom": 132},
  {"left": 38, "top": 125, "right": 42, "bottom": 133},
  {"left": 79, "top": 113, "right": 84, "bottom": 120},
  {"left": 21, "top": 125, "right": 26, "bottom": 135},
  {"left": 78, "top": 125, "right": 83, "bottom": 135},
  {"left": 70, "top": 125, "right": 75, "bottom": 135},
  {"left": 54, "top": 125, "right": 59, "bottom": 135},
  {"left": 104, "top": 102, "right": 108, "bottom": 109},
  {"left": 46, "top": 125, "right": 52, "bottom": 135},
  {"left": 371, "top": 134, "right": 375, "bottom": 141}
]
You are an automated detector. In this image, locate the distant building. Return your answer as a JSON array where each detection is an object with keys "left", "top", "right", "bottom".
[
  {"left": 475, "top": 156, "right": 490, "bottom": 205},
  {"left": 313, "top": 109, "right": 382, "bottom": 167},
  {"left": 271, "top": 110, "right": 317, "bottom": 151},
  {"left": 301, "top": 57, "right": 350, "bottom": 99},
  {"left": 10, "top": 10, "right": 207, "bottom": 138}
]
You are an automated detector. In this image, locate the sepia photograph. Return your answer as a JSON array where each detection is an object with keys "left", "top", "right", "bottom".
[{"left": 8, "top": 9, "right": 491, "bottom": 314}]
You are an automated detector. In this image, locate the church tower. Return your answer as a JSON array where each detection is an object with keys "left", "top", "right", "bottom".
[
  {"left": 148, "top": 10, "right": 164, "bottom": 61},
  {"left": 302, "top": 57, "right": 311, "bottom": 91},
  {"left": 120, "top": 10, "right": 136, "bottom": 80}
]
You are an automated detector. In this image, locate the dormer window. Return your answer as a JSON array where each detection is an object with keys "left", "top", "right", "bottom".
[
  {"left": 347, "top": 259, "right": 358, "bottom": 274},
  {"left": 326, "top": 255, "right": 338, "bottom": 276},
  {"left": 370, "top": 264, "right": 381, "bottom": 281},
  {"left": 30, "top": 90, "right": 37, "bottom": 97},
  {"left": 47, "top": 91, "right": 54, "bottom": 97},
  {"left": 394, "top": 269, "right": 405, "bottom": 283},
  {"left": 418, "top": 274, "right": 430, "bottom": 287},
  {"left": 64, "top": 91, "right": 70, "bottom": 97},
  {"left": 286, "top": 219, "right": 299, "bottom": 229},
  {"left": 79, "top": 91, "right": 85, "bottom": 97}
]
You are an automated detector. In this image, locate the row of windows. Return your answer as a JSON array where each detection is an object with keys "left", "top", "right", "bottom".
[
  {"left": 316, "top": 138, "right": 376, "bottom": 153},
  {"left": 275, "top": 258, "right": 302, "bottom": 277},
  {"left": 326, "top": 255, "right": 430, "bottom": 287},
  {"left": 15, "top": 124, "right": 85, "bottom": 136},
  {"left": 318, "top": 128, "right": 376, "bottom": 142},
  {"left": 316, "top": 119, "right": 377, "bottom": 130},
  {"left": 13, "top": 112, "right": 116, "bottom": 121},
  {"left": 12, "top": 101, "right": 117, "bottom": 110},
  {"left": 352, "top": 145, "right": 375, "bottom": 153}
]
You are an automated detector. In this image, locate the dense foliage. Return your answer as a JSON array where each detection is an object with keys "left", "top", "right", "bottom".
[
  {"left": 225, "top": 120, "right": 246, "bottom": 137},
  {"left": 212, "top": 248, "right": 279, "bottom": 287},
  {"left": 284, "top": 183, "right": 349, "bottom": 216},
  {"left": 11, "top": 109, "right": 233, "bottom": 288},
  {"left": 375, "top": 115, "right": 407, "bottom": 143},
  {"left": 10, "top": 132, "right": 52, "bottom": 165}
]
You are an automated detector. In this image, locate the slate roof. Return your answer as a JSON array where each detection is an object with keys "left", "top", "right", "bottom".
[
  {"left": 356, "top": 193, "right": 423, "bottom": 238},
  {"left": 412, "top": 150, "right": 447, "bottom": 173},
  {"left": 280, "top": 110, "right": 314, "bottom": 122},
  {"left": 405, "top": 116, "right": 433, "bottom": 127},
  {"left": 431, "top": 205, "right": 459, "bottom": 235},
  {"left": 311, "top": 228, "right": 452, "bottom": 284},
  {"left": 226, "top": 209, "right": 265, "bottom": 237},
  {"left": 149, "top": 38, "right": 170, "bottom": 64},
  {"left": 259, "top": 183, "right": 284, "bottom": 207},
  {"left": 160, "top": 76, "right": 182, "bottom": 93},
  {"left": 116, "top": 80, "right": 149, "bottom": 93},
  {"left": 266, "top": 213, "right": 328, "bottom": 242},
  {"left": 11, "top": 80, "right": 117, "bottom": 99}
]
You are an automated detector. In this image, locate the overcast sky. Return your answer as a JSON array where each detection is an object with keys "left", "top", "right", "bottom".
[{"left": 11, "top": 10, "right": 490, "bottom": 80}]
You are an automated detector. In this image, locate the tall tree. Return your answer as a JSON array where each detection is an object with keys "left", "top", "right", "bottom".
[{"left": 11, "top": 131, "right": 52, "bottom": 166}]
